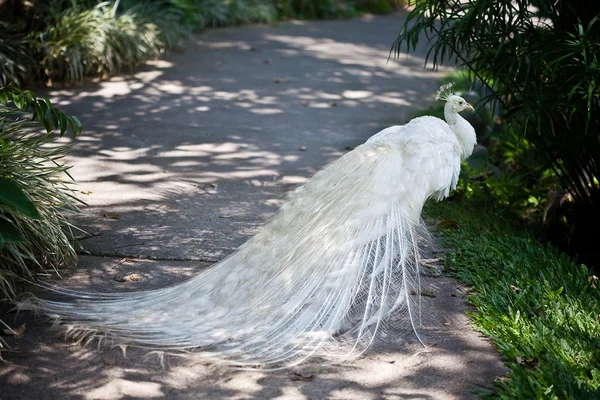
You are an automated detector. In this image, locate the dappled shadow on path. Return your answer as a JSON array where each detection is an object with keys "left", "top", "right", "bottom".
[
  {"left": 1, "top": 273, "right": 505, "bottom": 400},
  {"left": 42, "top": 13, "right": 451, "bottom": 261}
]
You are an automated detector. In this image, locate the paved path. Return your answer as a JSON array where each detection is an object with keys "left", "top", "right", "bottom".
[{"left": 0, "top": 12, "right": 506, "bottom": 399}]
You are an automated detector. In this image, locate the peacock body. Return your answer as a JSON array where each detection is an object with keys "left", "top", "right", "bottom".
[{"left": 26, "top": 86, "right": 477, "bottom": 368}]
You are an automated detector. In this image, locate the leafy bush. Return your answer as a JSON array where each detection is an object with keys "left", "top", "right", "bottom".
[
  {"left": 170, "top": 0, "right": 277, "bottom": 28},
  {"left": 277, "top": 0, "right": 401, "bottom": 20},
  {"left": 394, "top": 1, "right": 600, "bottom": 267},
  {"left": 427, "top": 200, "right": 600, "bottom": 398},
  {"left": 275, "top": 0, "right": 357, "bottom": 19},
  {"left": 0, "top": 21, "right": 35, "bottom": 87},
  {"left": 34, "top": 1, "right": 188, "bottom": 83},
  {"left": 0, "top": 86, "right": 81, "bottom": 349},
  {"left": 354, "top": 0, "right": 398, "bottom": 15},
  {"left": 0, "top": 0, "right": 400, "bottom": 86}
]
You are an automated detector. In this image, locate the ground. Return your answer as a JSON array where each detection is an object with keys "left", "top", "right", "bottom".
[{"left": 0, "top": 12, "right": 506, "bottom": 400}]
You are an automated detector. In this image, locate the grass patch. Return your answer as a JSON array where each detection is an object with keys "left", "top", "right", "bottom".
[{"left": 426, "top": 200, "right": 600, "bottom": 399}]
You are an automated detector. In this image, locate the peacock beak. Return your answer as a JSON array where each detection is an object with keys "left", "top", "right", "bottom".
[{"left": 465, "top": 103, "right": 474, "bottom": 111}]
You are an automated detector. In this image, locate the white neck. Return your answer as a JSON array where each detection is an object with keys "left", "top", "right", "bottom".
[{"left": 444, "top": 103, "right": 477, "bottom": 160}]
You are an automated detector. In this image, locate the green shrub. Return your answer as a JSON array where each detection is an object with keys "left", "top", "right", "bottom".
[
  {"left": 0, "top": 85, "right": 81, "bottom": 349},
  {"left": 0, "top": 21, "right": 35, "bottom": 87},
  {"left": 355, "top": 0, "right": 399, "bottom": 15},
  {"left": 1, "top": 0, "right": 399, "bottom": 86},
  {"left": 275, "top": 0, "right": 357, "bottom": 19},
  {"left": 394, "top": 1, "right": 600, "bottom": 267},
  {"left": 34, "top": 1, "right": 188, "bottom": 83},
  {"left": 171, "top": 0, "right": 277, "bottom": 28}
]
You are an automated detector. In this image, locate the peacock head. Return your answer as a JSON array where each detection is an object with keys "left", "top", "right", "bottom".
[
  {"left": 435, "top": 83, "right": 473, "bottom": 113},
  {"left": 447, "top": 95, "right": 473, "bottom": 113}
]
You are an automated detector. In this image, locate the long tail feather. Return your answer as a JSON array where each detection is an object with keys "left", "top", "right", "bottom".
[{"left": 23, "top": 138, "right": 432, "bottom": 368}]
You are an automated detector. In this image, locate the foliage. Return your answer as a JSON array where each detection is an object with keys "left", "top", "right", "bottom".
[
  {"left": 1, "top": 0, "right": 400, "bottom": 86},
  {"left": 354, "top": 0, "right": 398, "bottom": 15},
  {"left": 0, "top": 85, "right": 82, "bottom": 137},
  {"left": 34, "top": 1, "right": 188, "bottom": 83},
  {"left": 0, "top": 21, "right": 35, "bottom": 88},
  {"left": 0, "top": 0, "right": 189, "bottom": 85},
  {"left": 394, "top": 0, "right": 600, "bottom": 266},
  {"left": 427, "top": 200, "right": 600, "bottom": 399},
  {"left": 0, "top": 86, "right": 81, "bottom": 349},
  {"left": 170, "top": 0, "right": 277, "bottom": 28},
  {"left": 275, "top": 0, "right": 400, "bottom": 19},
  {"left": 275, "top": 0, "right": 357, "bottom": 19}
]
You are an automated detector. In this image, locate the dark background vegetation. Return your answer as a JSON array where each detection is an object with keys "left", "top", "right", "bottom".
[{"left": 395, "top": 0, "right": 600, "bottom": 272}]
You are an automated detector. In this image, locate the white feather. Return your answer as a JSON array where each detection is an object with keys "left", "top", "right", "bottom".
[{"left": 23, "top": 90, "right": 477, "bottom": 368}]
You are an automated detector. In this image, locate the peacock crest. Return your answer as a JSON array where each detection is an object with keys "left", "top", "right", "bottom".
[{"left": 435, "top": 82, "right": 454, "bottom": 102}]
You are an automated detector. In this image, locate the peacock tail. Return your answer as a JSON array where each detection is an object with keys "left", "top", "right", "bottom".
[{"left": 24, "top": 90, "right": 477, "bottom": 368}]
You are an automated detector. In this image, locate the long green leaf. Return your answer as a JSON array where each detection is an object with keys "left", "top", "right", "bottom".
[
  {"left": 0, "top": 178, "right": 41, "bottom": 219},
  {"left": 0, "top": 219, "right": 24, "bottom": 246}
]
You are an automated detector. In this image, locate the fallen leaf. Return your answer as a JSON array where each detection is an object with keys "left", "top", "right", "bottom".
[
  {"left": 2, "top": 323, "right": 26, "bottom": 337},
  {"left": 219, "top": 215, "right": 232, "bottom": 219},
  {"left": 103, "top": 359, "right": 116, "bottom": 365},
  {"left": 291, "top": 372, "right": 313, "bottom": 382},
  {"left": 299, "top": 146, "right": 307, "bottom": 151},
  {"left": 103, "top": 213, "right": 121, "bottom": 220},
  {"left": 80, "top": 191, "right": 92, "bottom": 195},
  {"left": 128, "top": 274, "right": 141, "bottom": 281}
]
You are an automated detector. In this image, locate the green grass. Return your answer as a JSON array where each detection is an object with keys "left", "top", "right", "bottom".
[{"left": 426, "top": 200, "right": 600, "bottom": 399}]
